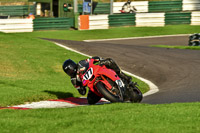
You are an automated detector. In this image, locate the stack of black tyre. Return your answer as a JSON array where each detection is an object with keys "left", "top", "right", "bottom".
[{"left": 188, "top": 33, "right": 200, "bottom": 46}]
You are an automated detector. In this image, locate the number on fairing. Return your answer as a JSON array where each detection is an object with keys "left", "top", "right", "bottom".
[{"left": 83, "top": 68, "right": 93, "bottom": 80}]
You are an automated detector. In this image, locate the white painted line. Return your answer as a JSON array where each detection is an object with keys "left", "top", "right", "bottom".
[
  {"left": 122, "top": 70, "right": 158, "bottom": 97},
  {"left": 84, "top": 34, "right": 190, "bottom": 42},
  {"left": 55, "top": 42, "right": 92, "bottom": 58},
  {"left": 11, "top": 98, "right": 109, "bottom": 109},
  {"left": 54, "top": 42, "right": 159, "bottom": 96}
]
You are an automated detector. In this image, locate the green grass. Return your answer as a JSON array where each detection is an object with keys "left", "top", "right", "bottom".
[
  {"left": 1, "top": 25, "right": 200, "bottom": 133},
  {"left": 0, "top": 102, "right": 200, "bottom": 133},
  {"left": 151, "top": 45, "right": 200, "bottom": 50},
  {"left": 0, "top": 32, "right": 148, "bottom": 106},
  {"left": 17, "top": 25, "right": 200, "bottom": 41},
  {"left": 131, "top": 76, "right": 149, "bottom": 94},
  {"left": 0, "top": 33, "right": 87, "bottom": 106}
]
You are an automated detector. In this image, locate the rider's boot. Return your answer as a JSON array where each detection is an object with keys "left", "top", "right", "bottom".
[
  {"left": 118, "top": 72, "right": 132, "bottom": 84},
  {"left": 100, "top": 58, "right": 120, "bottom": 71}
]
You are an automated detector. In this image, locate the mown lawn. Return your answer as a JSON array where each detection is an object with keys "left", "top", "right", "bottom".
[
  {"left": 151, "top": 45, "right": 200, "bottom": 50},
  {"left": 0, "top": 102, "right": 200, "bottom": 133},
  {"left": 0, "top": 33, "right": 86, "bottom": 106},
  {"left": 18, "top": 25, "right": 200, "bottom": 41}
]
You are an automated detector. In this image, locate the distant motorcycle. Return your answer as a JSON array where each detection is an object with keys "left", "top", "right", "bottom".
[
  {"left": 81, "top": 58, "right": 143, "bottom": 103},
  {"left": 120, "top": 0, "right": 137, "bottom": 13}
]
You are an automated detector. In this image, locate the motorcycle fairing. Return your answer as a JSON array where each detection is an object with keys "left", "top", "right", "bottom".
[{"left": 81, "top": 58, "right": 124, "bottom": 98}]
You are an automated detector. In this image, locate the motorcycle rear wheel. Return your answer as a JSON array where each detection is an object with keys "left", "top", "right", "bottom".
[{"left": 96, "top": 81, "right": 123, "bottom": 103}]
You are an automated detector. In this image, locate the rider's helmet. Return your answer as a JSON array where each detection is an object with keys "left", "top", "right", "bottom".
[
  {"left": 127, "top": 0, "right": 131, "bottom": 4},
  {"left": 63, "top": 59, "right": 77, "bottom": 77}
]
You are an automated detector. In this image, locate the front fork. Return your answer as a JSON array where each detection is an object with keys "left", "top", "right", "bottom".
[
  {"left": 115, "top": 79, "right": 126, "bottom": 101},
  {"left": 98, "top": 75, "right": 125, "bottom": 101}
]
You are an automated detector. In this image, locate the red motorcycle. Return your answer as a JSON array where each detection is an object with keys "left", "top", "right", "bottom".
[{"left": 81, "top": 59, "right": 143, "bottom": 103}]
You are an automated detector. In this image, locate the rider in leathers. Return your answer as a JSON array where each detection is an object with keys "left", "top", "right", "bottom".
[{"left": 63, "top": 56, "right": 132, "bottom": 104}]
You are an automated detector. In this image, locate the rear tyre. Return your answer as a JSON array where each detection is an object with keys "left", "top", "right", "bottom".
[{"left": 96, "top": 82, "right": 123, "bottom": 103}]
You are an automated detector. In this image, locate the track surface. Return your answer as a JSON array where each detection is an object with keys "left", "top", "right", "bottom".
[{"left": 45, "top": 35, "right": 200, "bottom": 104}]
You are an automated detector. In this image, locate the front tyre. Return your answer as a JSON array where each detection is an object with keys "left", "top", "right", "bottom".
[
  {"left": 87, "top": 90, "right": 102, "bottom": 105},
  {"left": 129, "top": 86, "right": 143, "bottom": 103},
  {"left": 96, "top": 82, "right": 123, "bottom": 103}
]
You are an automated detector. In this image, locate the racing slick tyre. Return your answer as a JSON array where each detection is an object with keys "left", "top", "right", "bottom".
[
  {"left": 129, "top": 87, "right": 143, "bottom": 103},
  {"left": 96, "top": 81, "right": 123, "bottom": 103}
]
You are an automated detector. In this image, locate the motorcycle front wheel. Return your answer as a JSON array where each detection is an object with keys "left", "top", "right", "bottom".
[
  {"left": 128, "top": 86, "right": 143, "bottom": 103},
  {"left": 96, "top": 81, "right": 123, "bottom": 103}
]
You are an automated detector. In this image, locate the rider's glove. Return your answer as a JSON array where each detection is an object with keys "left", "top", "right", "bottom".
[{"left": 92, "top": 56, "right": 104, "bottom": 64}]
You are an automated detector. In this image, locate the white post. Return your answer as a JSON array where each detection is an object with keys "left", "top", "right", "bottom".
[
  {"left": 74, "top": 0, "right": 78, "bottom": 13},
  {"left": 110, "top": 0, "right": 113, "bottom": 15}
]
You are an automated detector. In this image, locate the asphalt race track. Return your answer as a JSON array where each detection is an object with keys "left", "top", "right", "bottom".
[{"left": 45, "top": 35, "right": 200, "bottom": 104}]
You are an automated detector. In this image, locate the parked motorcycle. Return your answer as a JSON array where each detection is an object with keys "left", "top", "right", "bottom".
[
  {"left": 120, "top": 0, "right": 137, "bottom": 13},
  {"left": 81, "top": 58, "right": 143, "bottom": 103}
]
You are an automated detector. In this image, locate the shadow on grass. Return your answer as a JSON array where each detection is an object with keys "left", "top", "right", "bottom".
[{"left": 43, "top": 90, "right": 74, "bottom": 99}]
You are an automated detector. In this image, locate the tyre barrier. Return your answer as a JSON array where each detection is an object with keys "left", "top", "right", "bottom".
[{"left": 188, "top": 33, "right": 200, "bottom": 46}]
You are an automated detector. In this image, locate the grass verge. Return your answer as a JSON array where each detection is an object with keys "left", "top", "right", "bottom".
[
  {"left": 17, "top": 25, "right": 200, "bottom": 41},
  {"left": 0, "top": 33, "right": 86, "bottom": 106},
  {"left": 0, "top": 102, "right": 200, "bottom": 133},
  {"left": 1, "top": 25, "right": 200, "bottom": 133},
  {"left": 151, "top": 45, "right": 200, "bottom": 50}
]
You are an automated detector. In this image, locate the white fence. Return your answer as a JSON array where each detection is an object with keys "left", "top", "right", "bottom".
[
  {"left": 191, "top": 11, "right": 200, "bottom": 25},
  {"left": 0, "top": 19, "right": 33, "bottom": 33},
  {"left": 89, "top": 15, "right": 109, "bottom": 30},
  {"left": 78, "top": 15, "right": 109, "bottom": 30},
  {"left": 183, "top": 0, "right": 200, "bottom": 11},
  {"left": 113, "top": 1, "right": 148, "bottom": 13},
  {"left": 113, "top": 0, "right": 200, "bottom": 13},
  {"left": 136, "top": 13, "right": 165, "bottom": 27}
]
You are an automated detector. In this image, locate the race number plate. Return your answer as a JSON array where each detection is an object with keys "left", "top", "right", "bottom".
[{"left": 83, "top": 68, "right": 93, "bottom": 80}]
